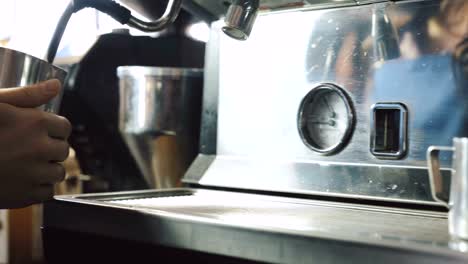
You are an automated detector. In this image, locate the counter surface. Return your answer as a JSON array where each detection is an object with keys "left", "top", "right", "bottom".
[{"left": 44, "top": 188, "right": 468, "bottom": 263}]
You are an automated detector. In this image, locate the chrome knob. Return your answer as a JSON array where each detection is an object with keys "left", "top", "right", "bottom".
[{"left": 222, "top": 0, "right": 259, "bottom": 40}]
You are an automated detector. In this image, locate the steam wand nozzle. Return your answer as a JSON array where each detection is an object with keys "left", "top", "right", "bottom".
[{"left": 222, "top": 0, "right": 259, "bottom": 41}]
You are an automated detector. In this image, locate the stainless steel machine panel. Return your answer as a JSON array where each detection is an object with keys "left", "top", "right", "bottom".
[{"left": 184, "top": 0, "right": 467, "bottom": 204}]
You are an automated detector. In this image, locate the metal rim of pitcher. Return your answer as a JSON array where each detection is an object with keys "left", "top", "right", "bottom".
[
  {"left": 117, "top": 66, "right": 203, "bottom": 78},
  {"left": 0, "top": 46, "right": 66, "bottom": 74}
]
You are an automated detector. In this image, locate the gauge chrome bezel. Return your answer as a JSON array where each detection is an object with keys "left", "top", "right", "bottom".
[{"left": 297, "top": 83, "right": 356, "bottom": 155}]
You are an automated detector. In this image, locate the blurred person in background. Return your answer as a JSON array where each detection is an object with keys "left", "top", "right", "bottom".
[
  {"left": 399, "top": 0, "right": 468, "bottom": 58},
  {"left": 373, "top": 0, "right": 468, "bottom": 160}
]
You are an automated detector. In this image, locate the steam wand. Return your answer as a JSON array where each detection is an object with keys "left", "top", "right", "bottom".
[{"left": 46, "top": 0, "right": 182, "bottom": 63}]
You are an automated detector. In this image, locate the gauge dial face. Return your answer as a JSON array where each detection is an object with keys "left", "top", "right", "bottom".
[{"left": 298, "top": 84, "right": 355, "bottom": 155}]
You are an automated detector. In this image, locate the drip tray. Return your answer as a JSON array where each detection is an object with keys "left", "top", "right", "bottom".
[
  {"left": 111, "top": 191, "right": 445, "bottom": 241},
  {"left": 47, "top": 188, "right": 467, "bottom": 263},
  {"left": 56, "top": 188, "right": 449, "bottom": 244}
]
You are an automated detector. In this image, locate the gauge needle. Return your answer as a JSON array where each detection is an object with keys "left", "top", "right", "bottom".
[
  {"left": 322, "top": 98, "right": 336, "bottom": 117},
  {"left": 310, "top": 120, "right": 336, "bottom": 126}
]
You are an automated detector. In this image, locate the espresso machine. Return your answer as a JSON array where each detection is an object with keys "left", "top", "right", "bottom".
[{"left": 44, "top": 0, "right": 468, "bottom": 263}]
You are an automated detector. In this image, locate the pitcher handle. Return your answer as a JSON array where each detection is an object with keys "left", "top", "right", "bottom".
[{"left": 427, "top": 146, "right": 454, "bottom": 207}]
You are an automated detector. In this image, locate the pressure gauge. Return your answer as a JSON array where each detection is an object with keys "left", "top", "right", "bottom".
[{"left": 297, "top": 84, "right": 355, "bottom": 155}]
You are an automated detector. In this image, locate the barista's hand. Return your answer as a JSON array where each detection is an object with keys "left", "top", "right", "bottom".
[{"left": 0, "top": 79, "right": 71, "bottom": 208}]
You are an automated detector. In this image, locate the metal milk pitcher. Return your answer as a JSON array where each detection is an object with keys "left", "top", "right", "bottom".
[
  {"left": 0, "top": 47, "right": 67, "bottom": 113},
  {"left": 428, "top": 138, "right": 468, "bottom": 240}
]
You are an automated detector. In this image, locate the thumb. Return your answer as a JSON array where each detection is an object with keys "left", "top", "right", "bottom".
[{"left": 0, "top": 79, "right": 61, "bottom": 108}]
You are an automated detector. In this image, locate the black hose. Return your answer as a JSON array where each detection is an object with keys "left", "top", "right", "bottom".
[
  {"left": 46, "top": 0, "right": 132, "bottom": 63},
  {"left": 46, "top": 3, "right": 74, "bottom": 63}
]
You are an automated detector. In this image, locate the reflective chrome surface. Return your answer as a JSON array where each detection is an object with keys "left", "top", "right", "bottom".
[
  {"left": 0, "top": 47, "right": 67, "bottom": 113},
  {"left": 186, "top": 0, "right": 468, "bottom": 204},
  {"left": 197, "top": 0, "right": 391, "bottom": 40},
  {"left": 428, "top": 138, "right": 468, "bottom": 240},
  {"left": 127, "top": 0, "right": 182, "bottom": 32},
  {"left": 191, "top": 0, "right": 388, "bottom": 17},
  {"left": 118, "top": 66, "right": 203, "bottom": 189},
  {"left": 45, "top": 189, "right": 468, "bottom": 263},
  {"left": 222, "top": 0, "right": 259, "bottom": 40}
]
